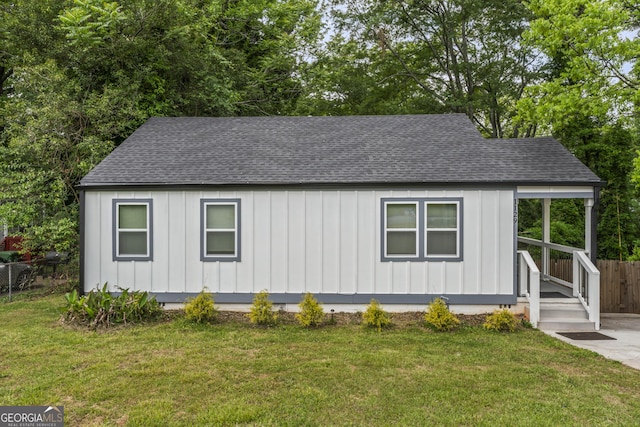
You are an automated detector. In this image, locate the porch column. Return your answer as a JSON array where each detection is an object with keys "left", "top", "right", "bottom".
[
  {"left": 542, "top": 198, "right": 551, "bottom": 278},
  {"left": 584, "top": 198, "right": 593, "bottom": 257}
]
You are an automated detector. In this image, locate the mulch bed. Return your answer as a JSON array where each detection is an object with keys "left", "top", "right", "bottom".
[{"left": 189, "top": 310, "right": 513, "bottom": 329}]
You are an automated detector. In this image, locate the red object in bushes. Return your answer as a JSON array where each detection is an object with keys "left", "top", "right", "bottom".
[{"left": 0, "top": 236, "right": 31, "bottom": 261}]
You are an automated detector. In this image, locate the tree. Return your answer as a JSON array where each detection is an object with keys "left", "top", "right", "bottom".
[
  {"left": 302, "top": 0, "right": 542, "bottom": 136},
  {"left": 519, "top": 0, "right": 640, "bottom": 260},
  {"left": 0, "top": 0, "right": 321, "bottom": 255},
  {"left": 519, "top": 0, "right": 639, "bottom": 131}
]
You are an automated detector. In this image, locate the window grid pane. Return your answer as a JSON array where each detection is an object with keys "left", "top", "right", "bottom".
[
  {"left": 387, "top": 231, "right": 417, "bottom": 256},
  {"left": 386, "top": 204, "right": 417, "bottom": 228},
  {"left": 426, "top": 230, "right": 457, "bottom": 256},
  {"left": 206, "top": 205, "right": 236, "bottom": 229},
  {"left": 119, "top": 231, "right": 148, "bottom": 256},
  {"left": 426, "top": 203, "right": 457, "bottom": 228},
  {"left": 206, "top": 231, "right": 236, "bottom": 255},
  {"left": 119, "top": 205, "right": 147, "bottom": 229}
]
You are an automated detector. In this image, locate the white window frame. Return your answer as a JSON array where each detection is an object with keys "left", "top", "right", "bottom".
[
  {"left": 201, "top": 199, "right": 241, "bottom": 262},
  {"left": 424, "top": 200, "right": 461, "bottom": 259},
  {"left": 113, "top": 199, "right": 153, "bottom": 261},
  {"left": 381, "top": 198, "right": 463, "bottom": 262},
  {"left": 383, "top": 201, "right": 419, "bottom": 259}
]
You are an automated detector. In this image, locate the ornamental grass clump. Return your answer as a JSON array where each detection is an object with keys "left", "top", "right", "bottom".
[
  {"left": 362, "top": 299, "right": 392, "bottom": 331},
  {"left": 424, "top": 297, "right": 460, "bottom": 331},
  {"left": 295, "top": 292, "right": 325, "bottom": 328},
  {"left": 184, "top": 289, "right": 218, "bottom": 324},
  {"left": 248, "top": 290, "right": 278, "bottom": 326},
  {"left": 483, "top": 308, "right": 518, "bottom": 332}
]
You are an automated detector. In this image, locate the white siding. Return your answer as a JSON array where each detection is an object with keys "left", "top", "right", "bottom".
[{"left": 83, "top": 189, "right": 515, "bottom": 297}]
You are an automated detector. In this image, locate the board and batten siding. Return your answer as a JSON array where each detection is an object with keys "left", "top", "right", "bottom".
[{"left": 83, "top": 189, "right": 515, "bottom": 301}]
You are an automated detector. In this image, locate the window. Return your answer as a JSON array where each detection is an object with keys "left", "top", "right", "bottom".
[
  {"left": 382, "top": 198, "right": 462, "bottom": 261},
  {"left": 201, "top": 199, "right": 241, "bottom": 261},
  {"left": 385, "top": 202, "right": 418, "bottom": 257},
  {"left": 426, "top": 202, "right": 459, "bottom": 257},
  {"left": 113, "top": 199, "right": 153, "bottom": 261}
]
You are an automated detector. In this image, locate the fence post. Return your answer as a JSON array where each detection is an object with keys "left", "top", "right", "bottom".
[{"left": 7, "top": 262, "right": 12, "bottom": 302}]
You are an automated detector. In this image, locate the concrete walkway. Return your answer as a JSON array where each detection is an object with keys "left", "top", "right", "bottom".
[{"left": 543, "top": 313, "right": 640, "bottom": 370}]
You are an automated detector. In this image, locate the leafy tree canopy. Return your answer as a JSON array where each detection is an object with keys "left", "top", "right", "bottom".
[{"left": 0, "top": 0, "right": 321, "bottom": 254}]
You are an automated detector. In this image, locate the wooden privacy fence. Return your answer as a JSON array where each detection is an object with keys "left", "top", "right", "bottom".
[
  {"left": 541, "top": 259, "right": 640, "bottom": 314},
  {"left": 598, "top": 260, "right": 640, "bottom": 314}
]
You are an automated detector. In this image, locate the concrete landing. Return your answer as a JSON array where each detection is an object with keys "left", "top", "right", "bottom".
[{"left": 543, "top": 313, "right": 640, "bottom": 370}]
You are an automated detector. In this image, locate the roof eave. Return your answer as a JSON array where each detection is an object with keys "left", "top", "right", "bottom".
[{"left": 77, "top": 179, "right": 606, "bottom": 191}]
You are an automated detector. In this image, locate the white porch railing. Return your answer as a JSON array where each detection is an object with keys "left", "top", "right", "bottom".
[
  {"left": 573, "top": 251, "right": 600, "bottom": 330},
  {"left": 518, "top": 250, "right": 540, "bottom": 328},
  {"left": 517, "top": 236, "right": 577, "bottom": 286},
  {"left": 517, "top": 237, "right": 601, "bottom": 330}
]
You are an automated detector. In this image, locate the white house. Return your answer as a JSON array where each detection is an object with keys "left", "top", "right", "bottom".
[{"left": 78, "top": 114, "right": 603, "bottom": 324}]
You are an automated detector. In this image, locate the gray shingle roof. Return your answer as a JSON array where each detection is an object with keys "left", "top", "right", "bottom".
[{"left": 79, "top": 114, "right": 602, "bottom": 187}]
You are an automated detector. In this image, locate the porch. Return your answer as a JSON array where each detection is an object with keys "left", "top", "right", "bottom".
[{"left": 516, "top": 189, "right": 601, "bottom": 331}]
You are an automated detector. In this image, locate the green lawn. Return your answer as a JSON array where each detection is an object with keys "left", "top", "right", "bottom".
[{"left": 1, "top": 292, "right": 640, "bottom": 426}]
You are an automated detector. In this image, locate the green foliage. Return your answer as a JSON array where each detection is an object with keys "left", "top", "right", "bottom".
[
  {"left": 520, "top": 0, "right": 638, "bottom": 132},
  {"left": 362, "top": 299, "right": 391, "bottom": 332},
  {"left": 184, "top": 289, "right": 218, "bottom": 324},
  {"left": 517, "top": 1, "right": 640, "bottom": 261},
  {"left": 248, "top": 290, "right": 278, "bottom": 326},
  {"left": 308, "top": 0, "right": 540, "bottom": 137},
  {"left": 62, "top": 283, "right": 161, "bottom": 328},
  {"left": 483, "top": 309, "right": 518, "bottom": 332},
  {"left": 295, "top": 292, "right": 324, "bottom": 328},
  {"left": 0, "top": 0, "right": 322, "bottom": 257},
  {"left": 424, "top": 298, "right": 460, "bottom": 332}
]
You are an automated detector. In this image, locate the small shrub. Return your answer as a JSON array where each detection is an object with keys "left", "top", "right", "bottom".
[
  {"left": 184, "top": 289, "right": 218, "bottom": 324},
  {"left": 483, "top": 308, "right": 518, "bottom": 332},
  {"left": 248, "top": 290, "right": 278, "bottom": 326},
  {"left": 362, "top": 299, "right": 392, "bottom": 331},
  {"left": 62, "top": 283, "right": 161, "bottom": 328},
  {"left": 424, "top": 298, "right": 460, "bottom": 331},
  {"left": 295, "top": 292, "right": 325, "bottom": 327}
]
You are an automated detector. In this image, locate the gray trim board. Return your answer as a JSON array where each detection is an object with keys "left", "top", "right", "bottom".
[
  {"left": 516, "top": 191, "right": 594, "bottom": 199},
  {"left": 79, "top": 190, "right": 85, "bottom": 296},
  {"left": 115, "top": 292, "right": 518, "bottom": 305}
]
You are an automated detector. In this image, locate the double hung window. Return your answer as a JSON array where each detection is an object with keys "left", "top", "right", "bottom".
[
  {"left": 382, "top": 198, "right": 462, "bottom": 261},
  {"left": 201, "top": 199, "right": 241, "bottom": 261},
  {"left": 113, "top": 199, "right": 153, "bottom": 261}
]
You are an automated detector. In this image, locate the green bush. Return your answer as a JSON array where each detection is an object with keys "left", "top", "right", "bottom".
[
  {"left": 424, "top": 298, "right": 460, "bottom": 331},
  {"left": 248, "top": 290, "right": 278, "bottom": 326},
  {"left": 62, "top": 283, "right": 161, "bottom": 328},
  {"left": 362, "top": 299, "right": 392, "bottom": 331},
  {"left": 483, "top": 308, "right": 518, "bottom": 332},
  {"left": 295, "top": 292, "right": 325, "bottom": 327},
  {"left": 184, "top": 289, "right": 218, "bottom": 324}
]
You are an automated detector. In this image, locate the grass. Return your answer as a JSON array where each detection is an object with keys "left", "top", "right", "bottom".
[{"left": 2, "top": 291, "right": 640, "bottom": 426}]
